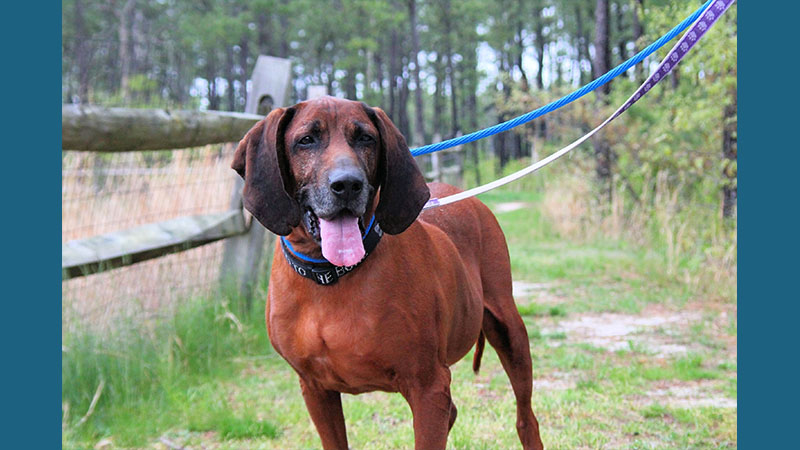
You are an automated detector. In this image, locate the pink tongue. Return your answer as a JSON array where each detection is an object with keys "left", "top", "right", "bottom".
[{"left": 318, "top": 215, "right": 365, "bottom": 267}]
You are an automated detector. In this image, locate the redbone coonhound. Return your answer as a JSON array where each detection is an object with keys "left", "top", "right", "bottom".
[{"left": 232, "top": 96, "right": 543, "bottom": 450}]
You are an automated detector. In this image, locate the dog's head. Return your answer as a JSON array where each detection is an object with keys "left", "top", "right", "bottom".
[{"left": 232, "top": 96, "right": 430, "bottom": 265}]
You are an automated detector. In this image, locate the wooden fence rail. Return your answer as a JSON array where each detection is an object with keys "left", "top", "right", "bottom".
[
  {"left": 60, "top": 106, "right": 259, "bottom": 280},
  {"left": 62, "top": 210, "right": 246, "bottom": 279},
  {"left": 62, "top": 55, "right": 292, "bottom": 293},
  {"left": 62, "top": 105, "right": 263, "bottom": 152}
]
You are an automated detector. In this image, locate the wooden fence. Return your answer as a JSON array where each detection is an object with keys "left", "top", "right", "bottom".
[{"left": 62, "top": 55, "right": 291, "bottom": 301}]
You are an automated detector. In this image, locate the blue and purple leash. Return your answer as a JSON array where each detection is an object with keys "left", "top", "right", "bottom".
[{"left": 423, "top": 0, "right": 736, "bottom": 210}]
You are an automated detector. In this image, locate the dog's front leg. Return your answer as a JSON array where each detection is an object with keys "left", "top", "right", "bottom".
[
  {"left": 299, "top": 378, "right": 349, "bottom": 450},
  {"left": 400, "top": 367, "right": 456, "bottom": 450}
]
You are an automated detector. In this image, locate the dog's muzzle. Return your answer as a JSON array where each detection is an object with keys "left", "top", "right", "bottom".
[{"left": 300, "top": 163, "right": 372, "bottom": 266}]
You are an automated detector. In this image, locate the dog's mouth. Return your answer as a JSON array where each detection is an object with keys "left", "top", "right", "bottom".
[{"left": 303, "top": 208, "right": 366, "bottom": 267}]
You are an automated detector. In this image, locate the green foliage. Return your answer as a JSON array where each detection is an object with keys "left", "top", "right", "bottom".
[
  {"left": 614, "top": 3, "right": 737, "bottom": 210},
  {"left": 61, "top": 290, "right": 272, "bottom": 447}
]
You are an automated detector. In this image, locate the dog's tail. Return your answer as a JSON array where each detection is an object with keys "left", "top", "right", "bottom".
[{"left": 472, "top": 330, "right": 485, "bottom": 374}]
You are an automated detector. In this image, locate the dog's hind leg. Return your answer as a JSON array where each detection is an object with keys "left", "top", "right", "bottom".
[
  {"left": 478, "top": 215, "right": 544, "bottom": 450},
  {"left": 481, "top": 304, "right": 544, "bottom": 450}
]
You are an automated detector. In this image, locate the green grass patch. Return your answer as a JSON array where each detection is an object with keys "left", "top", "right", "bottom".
[
  {"left": 575, "top": 378, "right": 601, "bottom": 391},
  {"left": 187, "top": 406, "right": 279, "bottom": 440},
  {"left": 641, "top": 403, "right": 670, "bottom": 419},
  {"left": 62, "top": 290, "right": 275, "bottom": 448},
  {"left": 603, "top": 354, "right": 722, "bottom": 386},
  {"left": 517, "top": 302, "right": 567, "bottom": 318},
  {"left": 543, "top": 331, "right": 567, "bottom": 340}
]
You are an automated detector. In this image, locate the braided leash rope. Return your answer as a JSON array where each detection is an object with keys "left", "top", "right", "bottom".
[{"left": 423, "top": 0, "right": 735, "bottom": 211}]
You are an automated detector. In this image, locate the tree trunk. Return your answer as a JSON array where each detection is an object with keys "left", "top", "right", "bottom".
[
  {"left": 344, "top": 70, "right": 357, "bottom": 100},
  {"left": 593, "top": 0, "right": 614, "bottom": 206},
  {"left": 575, "top": 4, "right": 593, "bottom": 85},
  {"left": 444, "top": 44, "right": 458, "bottom": 138},
  {"left": 226, "top": 46, "right": 236, "bottom": 111},
  {"left": 533, "top": 2, "right": 547, "bottom": 139},
  {"left": 73, "top": 0, "right": 91, "bottom": 103},
  {"left": 326, "top": 63, "right": 335, "bottom": 96},
  {"left": 443, "top": 0, "right": 460, "bottom": 138},
  {"left": 257, "top": 13, "right": 272, "bottom": 56},
  {"left": 464, "top": 47, "right": 481, "bottom": 185},
  {"left": 118, "top": 0, "right": 137, "bottom": 104},
  {"left": 513, "top": 134, "right": 525, "bottom": 159},
  {"left": 278, "top": 9, "right": 290, "bottom": 59},
  {"left": 374, "top": 44, "right": 385, "bottom": 103},
  {"left": 615, "top": 1, "right": 627, "bottom": 63},
  {"left": 239, "top": 37, "right": 250, "bottom": 111},
  {"left": 518, "top": 0, "right": 530, "bottom": 91},
  {"left": 671, "top": 63, "right": 680, "bottom": 90},
  {"left": 433, "top": 54, "right": 445, "bottom": 139},
  {"left": 408, "top": 0, "right": 427, "bottom": 146},
  {"left": 131, "top": 8, "right": 147, "bottom": 100},
  {"left": 554, "top": 49, "right": 564, "bottom": 87},
  {"left": 593, "top": 0, "right": 611, "bottom": 96},
  {"left": 631, "top": 0, "right": 645, "bottom": 84},
  {"left": 495, "top": 114, "right": 508, "bottom": 175},
  {"left": 722, "top": 88, "right": 737, "bottom": 218},
  {"left": 399, "top": 73, "right": 411, "bottom": 139},
  {"left": 496, "top": 50, "right": 512, "bottom": 174},
  {"left": 388, "top": 31, "right": 399, "bottom": 121},
  {"left": 533, "top": 3, "right": 545, "bottom": 90},
  {"left": 207, "top": 52, "right": 220, "bottom": 110},
  {"left": 175, "top": 50, "right": 187, "bottom": 105}
]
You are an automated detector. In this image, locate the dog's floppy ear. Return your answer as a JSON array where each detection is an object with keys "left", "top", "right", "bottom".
[
  {"left": 363, "top": 105, "right": 430, "bottom": 235},
  {"left": 231, "top": 107, "right": 302, "bottom": 236}
]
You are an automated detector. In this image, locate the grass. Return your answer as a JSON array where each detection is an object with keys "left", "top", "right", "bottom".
[
  {"left": 516, "top": 302, "right": 567, "bottom": 318},
  {"left": 184, "top": 383, "right": 280, "bottom": 440},
  {"left": 62, "top": 167, "right": 737, "bottom": 449},
  {"left": 61, "top": 290, "right": 279, "bottom": 448}
]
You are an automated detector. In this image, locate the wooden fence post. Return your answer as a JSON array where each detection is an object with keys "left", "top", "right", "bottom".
[
  {"left": 220, "top": 56, "right": 292, "bottom": 307},
  {"left": 307, "top": 85, "right": 328, "bottom": 99}
]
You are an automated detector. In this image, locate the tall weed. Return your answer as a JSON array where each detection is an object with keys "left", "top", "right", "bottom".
[{"left": 537, "top": 160, "right": 736, "bottom": 299}]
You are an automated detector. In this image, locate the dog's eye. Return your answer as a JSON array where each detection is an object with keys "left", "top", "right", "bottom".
[
  {"left": 298, "top": 135, "right": 315, "bottom": 146},
  {"left": 357, "top": 134, "right": 375, "bottom": 144}
]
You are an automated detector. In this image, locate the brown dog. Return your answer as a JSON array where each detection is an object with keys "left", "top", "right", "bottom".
[{"left": 232, "top": 96, "right": 543, "bottom": 450}]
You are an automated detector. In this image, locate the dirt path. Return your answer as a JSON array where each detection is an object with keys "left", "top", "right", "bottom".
[{"left": 512, "top": 279, "right": 737, "bottom": 411}]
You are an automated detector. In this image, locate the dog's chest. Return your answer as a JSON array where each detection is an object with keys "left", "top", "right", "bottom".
[{"left": 269, "top": 297, "right": 398, "bottom": 393}]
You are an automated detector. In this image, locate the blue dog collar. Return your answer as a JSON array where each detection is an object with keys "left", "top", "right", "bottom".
[{"left": 280, "top": 216, "right": 382, "bottom": 285}]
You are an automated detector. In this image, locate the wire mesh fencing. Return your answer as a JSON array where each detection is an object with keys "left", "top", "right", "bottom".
[{"left": 62, "top": 144, "right": 254, "bottom": 333}]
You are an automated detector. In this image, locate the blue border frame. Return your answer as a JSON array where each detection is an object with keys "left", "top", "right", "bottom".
[
  {"left": 738, "top": 1, "right": 798, "bottom": 447},
  {"left": 3, "top": 3, "right": 62, "bottom": 448}
]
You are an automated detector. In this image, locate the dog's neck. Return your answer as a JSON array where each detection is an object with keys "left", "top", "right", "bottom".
[{"left": 279, "top": 211, "right": 383, "bottom": 286}]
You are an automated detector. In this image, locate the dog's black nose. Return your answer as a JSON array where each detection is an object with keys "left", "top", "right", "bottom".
[{"left": 329, "top": 169, "right": 364, "bottom": 201}]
